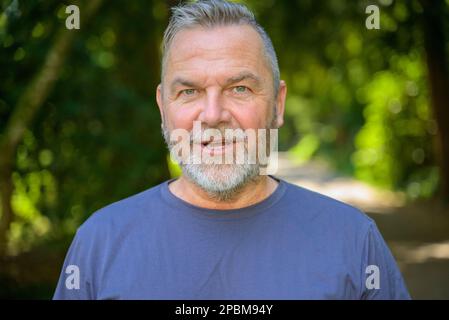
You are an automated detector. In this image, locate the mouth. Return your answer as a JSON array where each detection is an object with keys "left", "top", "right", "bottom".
[
  {"left": 199, "top": 138, "right": 242, "bottom": 155},
  {"left": 202, "top": 138, "right": 231, "bottom": 148}
]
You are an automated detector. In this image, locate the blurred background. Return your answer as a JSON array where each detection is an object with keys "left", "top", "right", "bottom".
[{"left": 0, "top": 0, "right": 448, "bottom": 299}]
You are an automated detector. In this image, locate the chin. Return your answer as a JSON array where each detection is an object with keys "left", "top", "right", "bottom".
[{"left": 182, "top": 163, "right": 260, "bottom": 195}]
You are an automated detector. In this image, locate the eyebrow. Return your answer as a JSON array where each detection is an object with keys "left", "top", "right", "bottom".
[
  {"left": 224, "top": 72, "right": 263, "bottom": 88},
  {"left": 169, "top": 78, "right": 199, "bottom": 94},
  {"left": 169, "top": 71, "right": 263, "bottom": 95}
]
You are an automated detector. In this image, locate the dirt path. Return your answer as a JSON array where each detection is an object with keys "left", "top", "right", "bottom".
[{"left": 275, "top": 152, "right": 449, "bottom": 299}]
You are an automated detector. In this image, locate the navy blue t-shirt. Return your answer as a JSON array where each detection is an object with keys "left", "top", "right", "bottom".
[{"left": 53, "top": 178, "right": 410, "bottom": 299}]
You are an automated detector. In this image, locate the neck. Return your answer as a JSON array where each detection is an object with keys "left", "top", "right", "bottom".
[{"left": 168, "top": 174, "right": 279, "bottom": 210}]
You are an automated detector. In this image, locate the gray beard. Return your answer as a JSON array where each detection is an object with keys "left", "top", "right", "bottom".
[
  {"left": 162, "top": 125, "right": 263, "bottom": 202},
  {"left": 182, "top": 162, "right": 260, "bottom": 202}
]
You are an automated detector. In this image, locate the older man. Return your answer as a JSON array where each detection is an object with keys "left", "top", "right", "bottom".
[{"left": 53, "top": 0, "right": 410, "bottom": 299}]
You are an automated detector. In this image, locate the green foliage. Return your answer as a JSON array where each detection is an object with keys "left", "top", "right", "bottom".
[
  {"left": 167, "top": 154, "right": 182, "bottom": 178},
  {"left": 353, "top": 52, "right": 439, "bottom": 198}
]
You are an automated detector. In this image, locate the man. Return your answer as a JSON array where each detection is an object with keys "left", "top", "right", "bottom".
[{"left": 53, "top": 0, "right": 410, "bottom": 299}]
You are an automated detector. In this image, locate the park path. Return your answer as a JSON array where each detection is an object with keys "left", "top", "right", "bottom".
[{"left": 275, "top": 152, "right": 449, "bottom": 299}]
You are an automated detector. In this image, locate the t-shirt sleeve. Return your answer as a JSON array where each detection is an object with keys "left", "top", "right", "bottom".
[
  {"left": 360, "top": 221, "right": 411, "bottom": 300},
  {"left": 52, "top": 226, "right": 95, "bottom": 300}
]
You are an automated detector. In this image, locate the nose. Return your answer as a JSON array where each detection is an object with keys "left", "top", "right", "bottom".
[{"left": 197, "top": 90, "right": 231, "bottom": 127}]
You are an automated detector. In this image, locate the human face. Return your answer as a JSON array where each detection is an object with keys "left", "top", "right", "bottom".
[{"left": 156, "top": 24, "right": 286, "bottom": 197}]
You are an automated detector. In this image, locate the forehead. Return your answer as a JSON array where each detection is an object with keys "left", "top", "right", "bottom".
[{"left": 165, "top": 24, "right": 270, "bottom": 82}]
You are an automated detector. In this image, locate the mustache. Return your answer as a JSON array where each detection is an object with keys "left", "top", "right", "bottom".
[{"left": 190, "top": 127, "right": 248, "bottom": 145}]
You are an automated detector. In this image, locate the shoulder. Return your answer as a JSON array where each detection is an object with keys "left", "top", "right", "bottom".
[
  {"left": 76, "top": 181, "right": 165, "bottom": 238},
  {"left": 279, "top": 179, "right": 374, "bottom": 231}
]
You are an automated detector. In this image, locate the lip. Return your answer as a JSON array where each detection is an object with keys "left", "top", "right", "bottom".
[
  {"left": 197, "top": 140, "right": 242, "bottom": 156},
  {"left": 203, "top": 141, "right": 234, "bottom": 155}
]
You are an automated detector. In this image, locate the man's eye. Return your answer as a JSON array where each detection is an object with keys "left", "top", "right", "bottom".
[
  {"left": 233, "top": 86, "right": 248, "bottom": 94},
  {"left": 181, "top": 89, "right": 196, "bottom": 96}
]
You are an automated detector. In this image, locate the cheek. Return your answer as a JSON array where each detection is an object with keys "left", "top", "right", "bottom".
[
  {"left": 230, "top": 104, "right": 270, "bottom": 129},
  {"left": 165, "top": 106, "right": 198, "bottom": 131}
]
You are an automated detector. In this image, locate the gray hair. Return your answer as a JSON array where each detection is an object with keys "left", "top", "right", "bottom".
[{"left": 161, "top": 0, "right": 280, "bottom": 96}]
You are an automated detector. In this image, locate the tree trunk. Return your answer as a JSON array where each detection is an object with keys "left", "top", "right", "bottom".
[
  {"left": 420, "top": 0, "right": 449, "bottom": 201},
  {"left": 0, "top": 0, "right": 104, "bottom": 256},
  {"left": 0, "top": 158, "right": 13, "bottom": 256}
]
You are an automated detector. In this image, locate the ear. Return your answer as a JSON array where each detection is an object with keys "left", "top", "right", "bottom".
[
  {"left": 274, "top": 80, "right": 287, "bottom": 128},
  {"left": 156, "top": 83, "right": 164, "bottom": 123}
]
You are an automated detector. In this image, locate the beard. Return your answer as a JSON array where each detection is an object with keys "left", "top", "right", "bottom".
[{"left": 162, "top": 114, "right": 277, "bottom": 202}]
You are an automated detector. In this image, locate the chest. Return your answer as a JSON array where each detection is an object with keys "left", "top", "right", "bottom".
[{"left": 95, "top": 232, "right": 360, "bottom": 299}]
